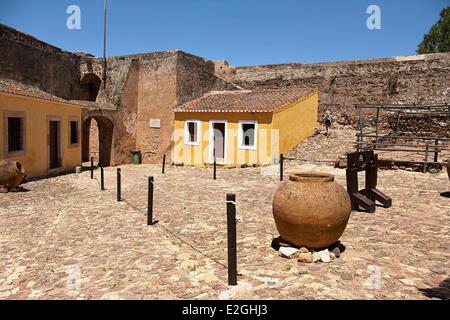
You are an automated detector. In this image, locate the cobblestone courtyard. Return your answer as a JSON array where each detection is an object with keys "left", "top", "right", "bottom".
[{"left": 1, "top": 159, "right": 449, "bottom": 300}]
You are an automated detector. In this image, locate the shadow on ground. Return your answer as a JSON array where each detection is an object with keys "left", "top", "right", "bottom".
[
  {"left": 420, "top": 278, "right": 450, "bottom": 300},
  {"left": 0, "top": 186, "right": 30, "bottom": 193},
  {"left": 440, "top": 192, "right": 450, "bottom": 198}
]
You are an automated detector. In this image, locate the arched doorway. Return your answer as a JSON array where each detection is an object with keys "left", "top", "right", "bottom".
[
  {"left": 82, "top": 116, "right": 114, "bottom": 167},
  {"left": 80, "top": 73, "right": 101, "bottom": 102}
]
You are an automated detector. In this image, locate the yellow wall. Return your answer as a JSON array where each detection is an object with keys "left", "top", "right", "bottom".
[
  {"left": 272, "top": 91, "right": 318, "bottom": 154},
  {"left": 0, "top": 93, "right": 83, "bottom": 178},
  {"left": 173, "top": 112, "right": 275, "bottom": 166}
]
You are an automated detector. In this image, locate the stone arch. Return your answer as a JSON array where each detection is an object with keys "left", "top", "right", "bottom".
[
  {"left": 80, "top": 73, "right": 102, "bottom": 102},
  {"left": 82, "top": 114, "right": 114, "bottom": 167}
]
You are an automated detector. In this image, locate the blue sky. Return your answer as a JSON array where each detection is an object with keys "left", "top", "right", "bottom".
[{"left": 0, "top": 0, "right": 448, "bottom": 66}]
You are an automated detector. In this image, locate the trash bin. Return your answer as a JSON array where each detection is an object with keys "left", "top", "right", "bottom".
[{"left": 131, "top": 150, "right": 142, "bottom": 165}]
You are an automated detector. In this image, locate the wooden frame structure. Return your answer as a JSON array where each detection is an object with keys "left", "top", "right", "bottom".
[
  {"left": 355, "top": 103, "right": 450, "bottom": 172},
  {"left": 346, "top": 151, "right": 392, "bottom": 213}
]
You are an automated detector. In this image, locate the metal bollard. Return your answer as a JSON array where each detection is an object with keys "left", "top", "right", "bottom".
[
  {"left": 162, "top": 154, "right": 166, "bottom": 174},
  {"left": 147, "top": 176, "right": 158, "bottom": 225},
  {"left": 117, "top": 168, "right": 121, "bottom": 202},
  {"left": 226, "top": 194, "right": 237, "bottom": 286},
  {"left": 90, "top": 157, "right": 94, "bottom": 179},
  {"left": 280, "top": 154, "right": 284, "bottom": 181},
  {"left": 213, "top": 157, "right": 217, "bottom": 180},
  {"left": 100, "top": 165, "right": 105, "bottom": 190}
]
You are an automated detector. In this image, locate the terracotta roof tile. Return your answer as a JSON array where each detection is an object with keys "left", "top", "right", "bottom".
[
  {"left": 0, "top": 78, "right": 85, "bottom": 107},
  {"left": 174, "top": 87, "right": 316, "bottom": 113}
]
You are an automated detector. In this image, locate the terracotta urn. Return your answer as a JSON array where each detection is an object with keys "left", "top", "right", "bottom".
[
  {"left": 0, "top": 160, "right": 26, "bottom": 189},
  {"left": 273, "top": 172, "right": 351, "bottom": 249}
]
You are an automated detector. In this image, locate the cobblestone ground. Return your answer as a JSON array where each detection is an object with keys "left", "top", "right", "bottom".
[{"left": 1, "top": 160, "right": 449, "bottom": 300}]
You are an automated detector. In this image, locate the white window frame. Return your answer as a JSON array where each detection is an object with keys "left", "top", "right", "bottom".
[
  {"left": 184, "top": 120, "right": 201, "bottom": 146},
  {"left": 238, "top": 120, "right": 258, "bottom": 151}
]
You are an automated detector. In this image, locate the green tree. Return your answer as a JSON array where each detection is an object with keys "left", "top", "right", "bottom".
[{"left": 417, "top": 7, "right": 450, "bottom": 54}]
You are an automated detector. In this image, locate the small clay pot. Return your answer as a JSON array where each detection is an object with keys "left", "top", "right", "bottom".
[
  {"left": 0, "top": 160, "right": 26, "bottom": 189},
  {"left": 273, "top": 172, "right": 351, "bottom": 249}
]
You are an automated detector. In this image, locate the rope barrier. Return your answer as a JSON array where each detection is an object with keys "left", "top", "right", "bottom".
[
  {"left": 91, "top": 168, "right": 231, "bottom": 270},
  {"left": 283, "top": 156, "right": 336, "bottom": 163},
  {"left": 150, "top": 180, "right": 233, "bottom": 206},
  {"left": 102, "top": 169, "right": 232, "bottom": 206}
]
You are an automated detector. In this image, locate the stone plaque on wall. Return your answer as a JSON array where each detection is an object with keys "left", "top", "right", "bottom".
[{"left": 149, "top": 119, "right": 161, "bottom": 128}]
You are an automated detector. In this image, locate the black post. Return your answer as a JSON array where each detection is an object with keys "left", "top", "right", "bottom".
[
  {"left": 423, "top": 142, "right": 429, "bottom": 173},
  {"left": 147, "top": 176, "right": 158, "bottom": 225},
  {"left": 90, "top": 157, "right": 94, "bottom": 179},
  {"left": 226, "top": 194, "right": 237, "bottom": 286},
  {"left": 280, "top": 154, "right": 284, "bottom": 181},
  {"left": 100, "top": 165, "right": 105, "bottom": 190},
  {"left": 358, "top": 107, "right": 363, "bottom": 152},
  {"left": 117, "top": 168, "right": 121, "bottom": 202},
  {"left": 433, "top": 139, "right": 439, "bottom": 163},
  {"left": 162, "top": 154, "right": 166, "bottom": 174},
  {"left": 374, "top": 107, "right": 380, "bottom": 149},
  {"left": 213, "top": 157, "right": 217, "bottom": 180}
]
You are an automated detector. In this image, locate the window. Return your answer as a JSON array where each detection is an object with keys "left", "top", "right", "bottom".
[
  {"left": 185, "top": 120, "right": 200, "bottom": 145},
  {"left": 7, "top": 115, "right": 24, "bottom": 154},
  {"left": 239, "top": 121, "right": 257, "bottom": 150},
  {"left": 69, "top": 120, "right": 79, "bottom": 146}
]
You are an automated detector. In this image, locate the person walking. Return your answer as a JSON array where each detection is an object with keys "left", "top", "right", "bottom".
[{"left": 324, "top": 110, "right": 333, "bottom": 137}]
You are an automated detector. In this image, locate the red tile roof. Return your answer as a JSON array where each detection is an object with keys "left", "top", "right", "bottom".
[
  {"left": 0, "top": 78, "right": 85, "bottom": 107},
  {"left": 174, "top": 87, "right": 316, "bottom": 113}
]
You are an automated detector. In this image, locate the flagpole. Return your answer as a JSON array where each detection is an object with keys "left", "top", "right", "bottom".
[{"left": 103, "top": 0, "right": 107, "bottom": 88}]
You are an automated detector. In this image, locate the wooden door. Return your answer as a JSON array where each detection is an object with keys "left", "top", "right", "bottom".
[{"left": 49, "top": 120, "right": 60, "bottom": 169}]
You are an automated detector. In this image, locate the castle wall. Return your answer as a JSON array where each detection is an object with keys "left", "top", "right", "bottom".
[
  {"left": 135, "top": 52, "right": 179, "bottom": 163},
  {"left": 0, "top": 24, "right": 84, "bottom": 100},
  {"left": 219, "top": 53, "right": 450, "bottom": 125}
]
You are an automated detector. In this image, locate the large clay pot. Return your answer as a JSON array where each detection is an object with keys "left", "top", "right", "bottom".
[
  {"left": 0, "top": 160, "right": 26, "bottom": 189},
  {"left": 273, "top": 172, "right": 351, "bottom": 249}
]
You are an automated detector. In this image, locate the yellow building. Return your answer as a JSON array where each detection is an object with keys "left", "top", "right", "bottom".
[
  {"left": 173, "top": 88, "right": 318, "bottom": 166},
  {"left": 0, "top": 79, "right": 85, "bottom": 178}
]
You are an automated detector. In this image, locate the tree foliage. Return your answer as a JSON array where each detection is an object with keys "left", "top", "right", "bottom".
[{"left": 417, "top": 7, "right": 450, "bottom": 54}]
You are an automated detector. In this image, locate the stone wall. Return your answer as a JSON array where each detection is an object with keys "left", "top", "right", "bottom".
[
  {"left": 386, "top": 112, "right": 449, "bottom": 137},
  {"left": 135, "top": 52, "right": 179, "bottom": 164},
  {"left": 0, "top": 23, "right": 84, "bottom": 100},
  {"left": 218, "top": 54, "right": 450, "bottom": 125},
  {"left": 81, "top": 57, "right": 140, "bottom": 165},
  {"left": 83, "top": 51, "right": 239, "bottom": 165},
  {"left": 177, "top": 53, "right": 240, "bottom": 105}
]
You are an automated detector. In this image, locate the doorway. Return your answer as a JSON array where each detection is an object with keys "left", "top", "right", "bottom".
[
  {"left": 210, "top": 121, "right": 227, "bottom": 163},
  {"left": 48, "top": 119, "right": 61, "bottom": 169},
  {"left": 82, "top": 116, "right": 114, "bottom": 167}
]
